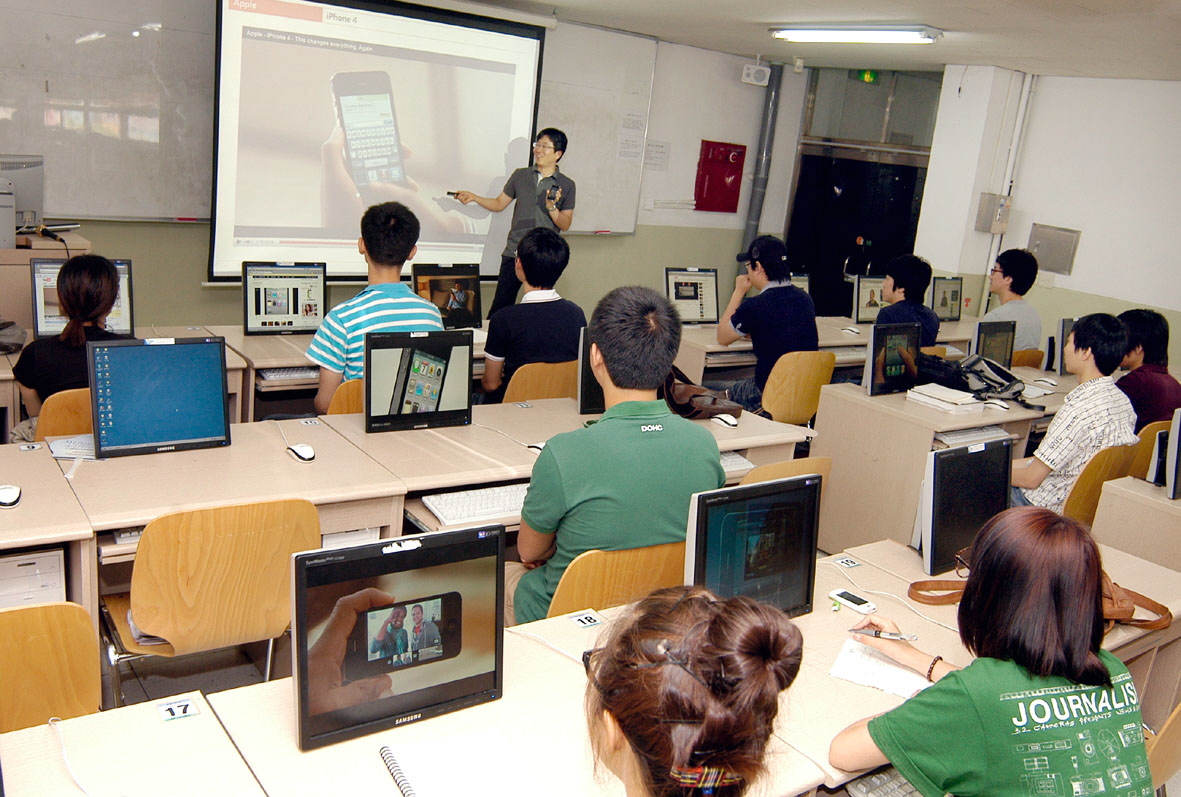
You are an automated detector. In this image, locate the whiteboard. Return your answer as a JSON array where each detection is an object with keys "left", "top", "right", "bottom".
[
  {"left": 537, "top": 23, "right": 655, "bottom": 235},
  {"left": 0, "top": 1, "right": 214, "bottom": 220}
]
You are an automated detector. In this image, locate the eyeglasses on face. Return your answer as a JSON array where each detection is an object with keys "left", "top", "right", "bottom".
[{"left": 533, "top": 140, "right": 555, "bottom": 151}]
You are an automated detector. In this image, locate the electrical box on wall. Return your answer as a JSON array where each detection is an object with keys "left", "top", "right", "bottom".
[
  {"left": 694, "top": 141, "right": 746, "bottom": 214},
  {"left": 975, "top": 192, "right": 1011, "bottom": 234},
  {"left": 1028, "top": 223, "right": 1081, "bottom": 276}
]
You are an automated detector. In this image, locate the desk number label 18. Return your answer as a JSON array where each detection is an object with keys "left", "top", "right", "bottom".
[
  {"left": 569, "top": 610, "right": 603, "bottom": 628},
  {"left": 158, "top": 698, "right": 198, "bottom": 721}
]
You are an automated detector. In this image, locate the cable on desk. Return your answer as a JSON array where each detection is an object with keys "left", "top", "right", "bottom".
[
  {"left": 63, "top": 457, "right": 84, "bottom": 480},
  {"left": 49, "top": 716, "right": 105, "bottom": 796},
  {"left": 820, "top": 560, "right": 958, "bottom": 633},
  {"left": 504, "top": 626, "right": 585, "bottom": 665},
  {"left": 470, "top": 420, "right": 533, "bottom": 449}
]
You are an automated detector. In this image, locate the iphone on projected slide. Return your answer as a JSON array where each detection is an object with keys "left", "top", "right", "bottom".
[{"left": 332, "top": 70, "right": 408, "bottom": 201}]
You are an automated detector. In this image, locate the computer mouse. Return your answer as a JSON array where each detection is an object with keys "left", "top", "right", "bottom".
[
  {"left": 841, "top": 326, "right": 862, "bottom": 334},
  {"left": 1034, "top": 377, "right": 1059, "bottom": 387},
  {"left": 287, "top": 443, "right": 316, "bottom": 462},
  {"left": 711, "top": 413, "right": 739, "bottom": 428},
  {"left": 0, "top": 485, "right": 20, "bottom": 508},
  {"left": 983, "top": 399, "right": 1010, "bottom": 410}
]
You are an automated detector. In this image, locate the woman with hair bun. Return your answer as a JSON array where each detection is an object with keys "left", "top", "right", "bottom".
[
  {"left": 13, "top": 255, "right": 132, "bottom": 425},
  {"left": 829, "top": 507, "right": 1152, "bottom": 796},
  {"left": 584, "top": 585, "right": 803, "bottom": 796}
]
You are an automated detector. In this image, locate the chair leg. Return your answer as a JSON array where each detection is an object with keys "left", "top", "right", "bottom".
[
  {"left": 265, "top": 638, "right": 275, "bottom": 682},
  {"left": 106, "top": 644, "right": 125, "bottom": 709}
]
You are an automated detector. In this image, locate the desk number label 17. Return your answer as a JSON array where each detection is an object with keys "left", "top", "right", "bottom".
[{"left": 158, "top": 698, "right": 198, "bottom": 721}]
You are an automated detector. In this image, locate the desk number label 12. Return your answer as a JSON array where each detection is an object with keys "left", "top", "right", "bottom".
[{"left": 158, "top": 697, "right": 198, "bottom": 721}]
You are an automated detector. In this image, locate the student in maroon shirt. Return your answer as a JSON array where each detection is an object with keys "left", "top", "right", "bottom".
[{"left": 1117, "top": 309, "right": 1181, "bottom": 431}]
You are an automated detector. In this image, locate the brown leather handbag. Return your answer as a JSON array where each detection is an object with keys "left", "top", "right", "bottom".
[{"left": 659, "top": 366, "right": 744, "bottom": 421}]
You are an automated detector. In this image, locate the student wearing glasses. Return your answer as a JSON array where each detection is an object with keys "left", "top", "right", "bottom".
[
  {"left": 584, "top": 586, "right": 803, "bottom": 797},
  {"left": 982, "top": 248, "right": 1042, "bottom": 352},
  {"left": 829, "top": 507, "right": 1152, "bottom": 797},
  {"left": 454, "top": 127, "right": 576, "bottom": 318}
]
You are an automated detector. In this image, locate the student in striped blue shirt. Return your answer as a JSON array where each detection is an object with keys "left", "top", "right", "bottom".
[{"left": 307, "top": 202, "right": 443, "bottom": 413}]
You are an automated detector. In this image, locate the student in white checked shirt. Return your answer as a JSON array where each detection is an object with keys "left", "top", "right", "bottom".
[{"left": 1010, "top": 313, "right": 1138, "bottom": 512}]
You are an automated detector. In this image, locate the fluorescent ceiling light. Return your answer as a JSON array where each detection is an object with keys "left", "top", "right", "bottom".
[{"left": 771, "top": 27, "right": 942, "bottom": 45}]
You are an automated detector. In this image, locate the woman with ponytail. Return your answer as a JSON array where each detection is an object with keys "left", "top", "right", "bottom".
[
  {"left": 14, "top": 255, "right": 131, "bottom": 421},
  {"left": 584, "top": 585, "right": 803, "bottom": 796},
  {"left": 830, "top": 507, "right": 1152, "bottom": 796}
]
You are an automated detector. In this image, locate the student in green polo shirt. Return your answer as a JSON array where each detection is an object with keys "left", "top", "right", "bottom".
[{"left": 503, "top": 286, "right": 725, "bottom": 626}]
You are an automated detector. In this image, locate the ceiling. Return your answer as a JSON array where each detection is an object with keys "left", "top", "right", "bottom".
[{"left": 464, "top": 0, "right": 1181, "bottom": 80}]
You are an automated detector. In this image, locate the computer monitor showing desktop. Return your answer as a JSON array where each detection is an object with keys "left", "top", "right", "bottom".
[
  {"left": 912, "top": 438, "right": 1011, "bottom": 575},
  {"left": 684, "top": 475, "right": 820, "bottom": 617},
  {"left": 31, "top": 258, "right": 134, "bottom": 338},
  {"left": 664, "top": 268, "right": 719, "bottom": 325},
  {"left": 88, "top": 337, "right": 231, "bottom": 459},
  {"left": 364, "top": 330, "right": 473, "bottom": 432},
  {"left": 974, "top": 320, "right": 1016, "bottom": 368},
  {"left": 242, "top": 261, "right": 326, "bottom": 335},
  {"left": 411, "top": 264, "right": 482, "bottom": 330},
  {"left": 852, "top": 275, "right": 885, "bottom": 324},
  {"left": 863, "top": 322, "right": 920, "bottom": 396},
  {"left": 929, "top": 276, "right": 962, "bottom": 322}
]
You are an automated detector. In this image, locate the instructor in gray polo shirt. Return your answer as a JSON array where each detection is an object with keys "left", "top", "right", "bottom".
[{"left": 455, "top": 127, "right": 576, "bottom": 319}]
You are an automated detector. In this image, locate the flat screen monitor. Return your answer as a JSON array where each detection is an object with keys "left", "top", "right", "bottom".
[
  {"left": 242, "top": 261, "right": 326, "bottom": 335},
  {"left": 852, "top": 275, "right": 885, "bottom": 324},
  {"left": 863, "top": 322, "right": 920, "bottom": 396},
  {"left": 664, "top": 268, "right": 719, "bottom": 325},
  {"left": 929, "top": 276, "right": 962, "bottom": 321},
  {"left": 88, "top": 337, "right": 231, "bottom": 459},
  {"left": 974, "top": 320, "right": 1016, "bottom": 368},
  {"left": 292, "top": 525, "right": 505, "bottom": 750},
  {"left": 912, "top": 438, "right": 1011, "bottom": 575},
  {"left": 31, "top": 258, "right": 134, "bottom": 338},
  {"left": 1166, "top": 408, "right": 1181, "bottom": 500},
  {"left": 577, "top": 327, "right": 604, "bottom": 415},
  {"left": 411, "top": 264, "right": 481, "bottom": 330},
  {"left": 364, "top": 329, "right": 473, "bottom": 433},
  {"left": 1057, "top": 318, "right": 1076, "bottom": 376},
  {"left": 684, "top": 475, "right": 821, "bottom": 617}
]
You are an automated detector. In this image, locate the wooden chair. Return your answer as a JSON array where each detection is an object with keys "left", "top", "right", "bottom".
[
  {"left": 33, "top": 387, "right": 92, "bottom": 441},
  {"left": 100, "top": 499, "right": 321, "bottom": 706},
  {"left": 1147, "top": 699, "right": 1181, "bottom": 794},
  {"left": 920, "top": 346, "right": 947, "bottom": 359},
  {"left": 503, "top": 360, "right": 578, "bottom": 403},
  {"left": 759, "top": 351, "right": 837, "bottom": 425},
  {"left": 546, "top": 541, "right": 685, "bottom": 618},
  {"left": 1062, "top": 444, "right": 1138, "bottom": 527},
  {"left": 0, "top": 602, "right": 100, "bottom": 733},
  {"left": 1012, "top": 349, "right": 1045, "bottom": 368},
  {"left": 740, "top": 456, "right": 832, "bottom": 502},
  {"left": 327, "top": 378, "right": 363, "bottom": 414},
  {"left": 1130, "top": 420, "right": 1171, "bottom": 481}
]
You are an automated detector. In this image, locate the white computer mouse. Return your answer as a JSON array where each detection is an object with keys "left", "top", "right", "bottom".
[
  {"left": 0, "top": 484, "right": 20, "bottom": 508},
  {"left": 983, "top": 399, "right": 1010, "bottom": 410},
  {"left": 711, "top": 413, "right": 739, "bottom": 428},
  {"left": 841, "top": 326, "right": 862, "bottom": 334},
  {"left": 1034, "top": 377, "right": 1059, "bottom": 387},
  {"left": 287, "top": 443, "right": 316, "bottom": 462}
]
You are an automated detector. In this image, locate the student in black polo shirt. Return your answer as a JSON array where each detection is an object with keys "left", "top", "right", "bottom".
[{"left": 480, "top": 228, "right": 586, "bottom": 403}]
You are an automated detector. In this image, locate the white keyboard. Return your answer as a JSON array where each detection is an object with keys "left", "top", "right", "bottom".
[
  {"left": 258, "top": 366, "right": 319, "bottom": 381},
  {"left": 846, "top": 766, "right": 917, "bottom": 797},
  {"left": 933, "top": 424, "right": 1009, "bottom": 447},
  {"left": 422, "top": 483, "right": 529, "bottom": 527},
  {"left": 719, "top": 450, "right": 754, "bottom": 473},
  {"left": 48, "top": 434, "right": 95, "bottom": 460}
]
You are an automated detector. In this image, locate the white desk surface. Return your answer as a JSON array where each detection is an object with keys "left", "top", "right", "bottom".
[
  {"left": 62, "top": 419, "right": 405, "bottom": 533},
  {"left": 204, "top": 324, "right": 314, "bottom": 370},
  {"left": 209, "top": 611, "right": 824, "bottom": 797},
  {"left": 1093, "top": 477, "right": 1181, "bottom": 573},
  {"left": 0, "top": 444, "right": 92, "bottom": 549},
  {"left": 0, "top": 691, "right": 264, "bottom": 796},
  {"left": 820, "top": 381, "right": 1042, "bottom": 432}
]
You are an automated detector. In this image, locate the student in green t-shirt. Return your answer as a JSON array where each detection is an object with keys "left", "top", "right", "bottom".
[{"left": 829, "top": 507, "right": 1153, "bottom": 797}]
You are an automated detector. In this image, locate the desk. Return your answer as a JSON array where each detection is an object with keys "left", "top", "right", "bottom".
[
  {"left": 0, "top": 691, "right": 263, "bottom": 796},
  {"left": 1093, "top": 477, "right": 1181, "bottom": 572},
  {"left": 811, "top": 383, "right": 1043, "bottom": 554},
  {"left": 208, "top": 612, "right": 825, "bottom": 797}
]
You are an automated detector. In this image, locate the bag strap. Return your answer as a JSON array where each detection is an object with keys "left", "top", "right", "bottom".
[
  {"left": 1117, "top": 586, "right": 1174, "bottom": 630},
  {"left": 907, "top": 579, "right": 965, "bottom": 605}
]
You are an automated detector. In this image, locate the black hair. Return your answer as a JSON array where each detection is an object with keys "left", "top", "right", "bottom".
[
  {"left": 1119, "top": 309, "right": 1170, "bottom": 366},
  {"left": 995, "top": 249, "right": 1039, "bottom": 296},
  {"left": 1071, "top": 313, "right": 1129, "bottom": 376},
  {"left": 516, "top": 228, "right": 570, "bottom": 290},
  {"left": 748, "top": 235, "right": 790, "bottom": 282},
  {"left": 56, "top": 255, "right": 120, "bottom": 348},
  {"left": 883, "top": 254, "right": 932, "bottom": 303},
  {"left": 588, "top": 286, "right": 681, "bottom": 390},
  {"left": 537, "top": 127, "right": 568, "bottom": 160},
  {"left": 360, "top": 202, "right": 420, "bottom": 267}
]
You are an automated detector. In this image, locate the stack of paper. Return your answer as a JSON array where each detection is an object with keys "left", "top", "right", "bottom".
[{"left": 906, "top": 383, "right": 983, "bottom": 413}]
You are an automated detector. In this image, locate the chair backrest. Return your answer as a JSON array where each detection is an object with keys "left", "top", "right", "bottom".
[
  {"left": 327, "top": 378, "right": 363, "bottom": 414},
  {"left": 503, "top": 360, "right": 578, "bottom": 403},
  {"left": 739, "top": 456, "right": 832, "bottom": 503},
  {"left": 1129, "top": 419, "right": 1171, "bottom": 481},
  {"left": 130, "top": 499, "right": 321, "bottom": 656},
  {"left": 547, "top": 541, "right": 685, "bottom": 618},
  {"left": 1062, "top": 444, "right": 1138, "bottom": 527},
  {"left": 759, "top": 351, "right": 837, "bottom": 425},
  {"left": 1012, "top": 349, "right": 1045, "bottom": 368},
  {"left": 0, "top": 602, "right": 100, "bottom": 732},
  {"left": 1148, "top": 699, "right": 1181, "bottom": 790},
  {"left": 33, "top": 387, "right": 92, "bottom": 441},
  {"left": 920, "top": 345, "right": 947, "bottom": 359}
]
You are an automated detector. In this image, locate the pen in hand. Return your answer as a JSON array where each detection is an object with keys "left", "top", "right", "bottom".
[{"left": 849, "top": 628, "right": 917, "bottom": 642}]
